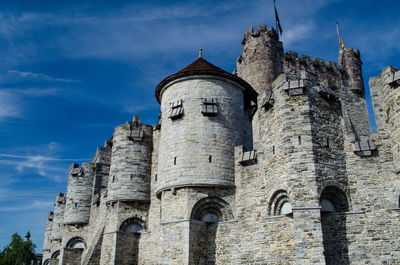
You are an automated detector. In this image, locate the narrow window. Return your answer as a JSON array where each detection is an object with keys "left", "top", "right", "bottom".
[
  {"left": 209, "top": 155, "right": 212, "bottom": 163},
  {"left": 201, "top": 98, "right": 218, "bottom": 116},
  {"left": 326, "top": 138, "right": 330, "bottom": 148},
  {"left": 169, "top": 100, "right": 184, "bottom": 120},
  {"left": 298, "top": 136, "right": 302, "bottom": 145},
  {"left": 174, "top": 157, "right": 177, "bottom": 165},
  {"left": 75, "top": 202, "right": 78, "bottom": 208},
  {"left": 272, "top": 145, "right": 275, "bottom": 154},
  {"left": 130, "top": 174, "right": 133, "bottom": 180},
  {"left": 112, "top": 176, "right": 115, "bottom": 183},
  {"left": 155, "top": 174, "right": 157, "bottom": 182}
]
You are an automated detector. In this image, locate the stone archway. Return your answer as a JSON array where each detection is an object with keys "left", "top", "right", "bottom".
[
  {"left": 190, "top": 197, "right": 233, "bottom": 264},
  {"left": 115, "top": 217, "right": 145, "bottom": 265},
  {"left": 320, "top": 186, "right": 349, "bottom": 265}
]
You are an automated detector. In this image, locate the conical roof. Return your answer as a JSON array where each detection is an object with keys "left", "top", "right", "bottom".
[{"left": 155, "top": 57, "right": 257, "bottom": 104}]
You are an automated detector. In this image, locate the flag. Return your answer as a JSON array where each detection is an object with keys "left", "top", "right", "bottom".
[
  {"left": 274, "top": 0, "right": 283, "bottom": 35},
  {"left": 336, "top": 22, "right": 344, "bottom": 49}
]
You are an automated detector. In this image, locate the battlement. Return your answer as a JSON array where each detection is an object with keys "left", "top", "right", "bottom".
[
  {"left": 282, "top": 51, "right": 339, "bottom": 75},
  {"left": 379, "top": 66, "right": 400, "bottom": 87},
  {"left": 242, "top": 24, "right": 279, "bottom": 44}
]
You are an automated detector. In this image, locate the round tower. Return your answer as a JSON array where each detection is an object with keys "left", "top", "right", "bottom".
[
  {"left": 155, "top": 54, "right": 257, "bottom": 196},
  {"left": 63, "top": 163, "right": 94, "bottom": 225},
  {"left": 43, "top": 211, "right": 53, "bottom": 252},
  {"left": 236, "top": 25, "right": 283, "bottom": 95},
  {"left": 339, "top": 47, "right": 364, "bottom": 93},
  {"left": 51, "top": 193, "right": 65, "bottom": 241},
  {"left": 235, "top": 25, "right": 283, "bottom": 149},
  {"left": 106, "top": 116, "right": 153, "bottom": 203}
]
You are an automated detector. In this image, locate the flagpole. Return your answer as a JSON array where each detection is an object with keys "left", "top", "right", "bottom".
[
  {"left": 273, "top": 0, "right": 278, "bottom": 33},
  {"left": 336, "top": 22, "right": 344, "bottom": 49}
]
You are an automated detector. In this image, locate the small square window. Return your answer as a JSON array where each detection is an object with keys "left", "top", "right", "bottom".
[
  {"left": 201, "top": 98, "right": 218, "bottom": 116},
  {"left": 170, "top": 100, "right": 184, "bottom": 120}
]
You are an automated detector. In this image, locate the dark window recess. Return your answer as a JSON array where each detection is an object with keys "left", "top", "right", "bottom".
[
  {"left": 155, "top": 174, "right": 157, "bottom": 181},
  {"left": 112, "top": 176, "right": 115, "bottom": 183},
  {"left": 272, "top": 145, "right": 275, "bottom": 154},
  {"left": 201, "top": 99, "right": 218, "bottom": 116},
  {"left": 174, "top": 157, "right": 177, "bottom": 165},
  {"left": 170, "top": 100, "right": 184, "bottom": 120},
  {"left": 209, "top": 155, "right": 212, "bottom": 163},
  {"left": 75, "top": 202, "right": 78, "bottom": 208},
  {"left": 298, "top": 136, "right": 302, "bottom": 145}
]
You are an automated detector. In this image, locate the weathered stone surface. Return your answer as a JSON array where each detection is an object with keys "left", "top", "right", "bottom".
[{"left": 42, "top": 24, "right": 400, "bottom": 265}]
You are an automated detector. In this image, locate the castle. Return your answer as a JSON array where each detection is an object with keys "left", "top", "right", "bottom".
[{"left": 41, "top": 25, "right": 400, "bottom": 265}]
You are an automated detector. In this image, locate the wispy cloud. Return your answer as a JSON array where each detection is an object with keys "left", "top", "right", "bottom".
[
  {"left": 0, "top": 200, "right": 53, "bottom": 212},
  {"left": 0, "top": 142, "right": 90, "bottom": 182},
  {"left": 7, "top": 70, "right": 82, "bottom": 83},
  {"left": 0, "top": 90, "right": 20, "bottom": 120}
]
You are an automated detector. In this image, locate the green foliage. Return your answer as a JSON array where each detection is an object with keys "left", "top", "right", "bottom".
[{"left": 0, "top": 233, "right": 35, "bottom": 265}]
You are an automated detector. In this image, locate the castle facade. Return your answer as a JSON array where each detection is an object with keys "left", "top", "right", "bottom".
[{"left": 42, "top": 25, "right": 400, "bottom": 265}]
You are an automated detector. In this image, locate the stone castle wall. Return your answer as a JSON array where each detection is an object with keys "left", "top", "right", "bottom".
[{"left": 42, "top": 24, "right": 400, "bottom": 265}]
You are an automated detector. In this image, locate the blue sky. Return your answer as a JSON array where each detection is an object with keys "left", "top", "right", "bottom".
[{"left": 0, "top": 0, "right": 399, "bottom": 251}]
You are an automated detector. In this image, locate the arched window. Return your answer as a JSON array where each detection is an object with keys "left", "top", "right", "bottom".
[
  {"left": 191, "top": 197, "right": 233, "bottom": 222},
  {"left": 51, "top": 250, "right": 60, "bottom": 259},
  {"left": 66, "top": 237, "right": 86, "bottom": 249},
  {"left": 190, "top": 197, "right": 233, "bottom": 264},
  {"left": 43, "top": 259, "right": 50, "bottom": 265},
  {"left": 268, "top": 190, "right": 292, "bottom": 216},
  {"left": 320, "top": 186, "right": 349, "bottom": 213},
  {"left": 119, "top": 217, "right": 146, "bottom": 233},
  {"left": 321, "top": 199, "right": 336, "bottom": 213}
]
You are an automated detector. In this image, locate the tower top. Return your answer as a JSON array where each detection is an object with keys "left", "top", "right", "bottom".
[
  {"left": 155, "top": 56, "right": 257, "bottom": 104},
  {"left": 199, "top": 48, "right": 203, "bottom": 59}
]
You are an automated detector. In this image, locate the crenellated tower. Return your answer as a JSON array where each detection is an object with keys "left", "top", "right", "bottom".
[
  {"left": 63, "top": 163, "right": 94, "bottom": 225},
  {"left": 236, "top": 25, "right": 283, "bottom": 149},
  {"left": 100, "top": 115, "right": 153, "bottom": 265}
]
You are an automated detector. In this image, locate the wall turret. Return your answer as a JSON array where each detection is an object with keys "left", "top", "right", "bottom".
[
  {"left": 155, "top": 56, "right": 256, "bottom": 196},
  {"left": 106, "top": 116, "right": 153, "bottom": 203},
  {"left": 63, "top": 163, "right": 94, "bottom": 225},
  {"left": 338, "top": 47, "right": 371, "bottom": 138},
  {"left": 339, "top": 47, "right": 364, "bottom": 93},
  {"left": 235, "top": 25, "right": 283, "bottom": 149},
  {"left": 51, "top": 193, "right": 65, "bottom": 241},
  {"left": 236, "top": 25, "right": 283, "bottom": 94},
  {"left": 370, "top": 66, "right": 400, "bottom": 172},
  {"left": 43, "top": 211, "right": 54, "bottom": 252}
]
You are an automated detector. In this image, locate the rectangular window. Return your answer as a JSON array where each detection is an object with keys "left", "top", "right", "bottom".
[
  {"left": 170, "top": 100, "right": 184, "bottom": 120},
  {"left": 201, "top": 98, "right": 218, "bottom": 116}
]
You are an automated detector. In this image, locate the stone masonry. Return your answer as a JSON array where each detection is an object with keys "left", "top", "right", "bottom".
[{"left": 42, "top": 24, "right": 400, "bottom": 265}]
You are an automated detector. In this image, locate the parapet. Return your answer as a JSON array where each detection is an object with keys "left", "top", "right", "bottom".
[
  {"left": 242, "top": 24, "right": 279, "bottom": 45},
  {"left": 282, "top": 51, "right": 339, "bottom": 76}
]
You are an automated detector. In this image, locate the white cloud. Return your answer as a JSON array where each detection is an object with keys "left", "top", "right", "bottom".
[
  {"left": 281, "top": 22, "right": 316, "bottom": 47},
  {"left": 6, "top": 70, "right": 82, "bottom": 83},
  {"left": 0, "top": 200, "right": 53, "bottom": 212},
  {"left": 0, "top": 90, "right": 20, "bottom": 120}
]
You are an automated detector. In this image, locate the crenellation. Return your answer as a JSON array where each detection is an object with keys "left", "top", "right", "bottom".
[{"left": 41, "top": 23, "right": 400, "bottom": 265}]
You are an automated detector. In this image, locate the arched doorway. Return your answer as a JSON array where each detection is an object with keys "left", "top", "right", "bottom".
[
  {"left": 115, "top": 217, "right": 145, "bottom": 265},
  {"left": 320, "top": 186, "right": 349, "bottom": 265},
  {"left": 190, "top": 197, "right": 233, "bottom": 264}
]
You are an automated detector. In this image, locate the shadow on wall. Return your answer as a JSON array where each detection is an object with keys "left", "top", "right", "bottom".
[{"left": 320, "top": 186, "right": 350, "bottom": 265}]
